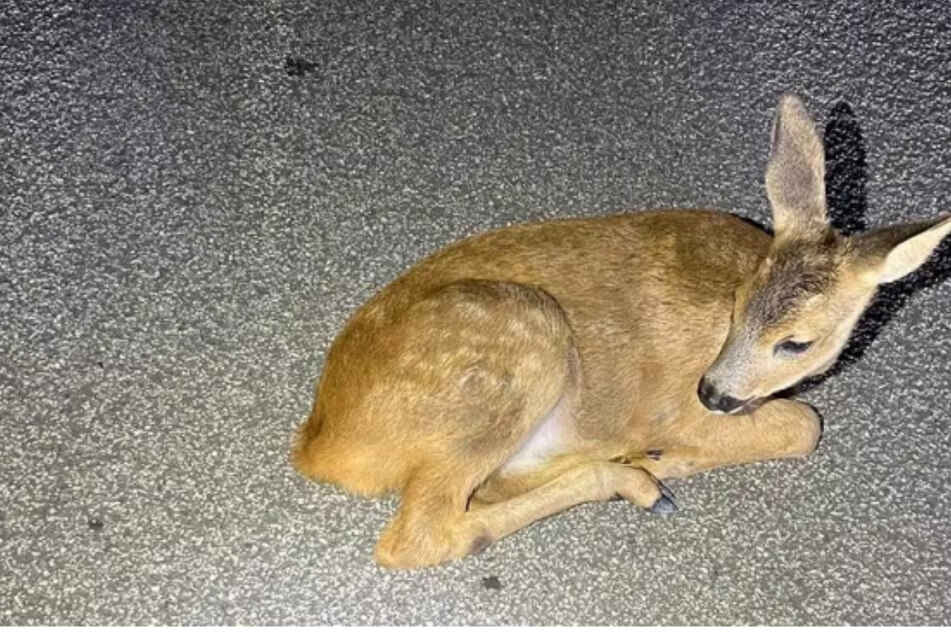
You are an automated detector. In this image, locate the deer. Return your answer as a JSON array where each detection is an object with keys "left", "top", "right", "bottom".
[{"left": 291, "top": 94, "right": 951, "bottom": 569}]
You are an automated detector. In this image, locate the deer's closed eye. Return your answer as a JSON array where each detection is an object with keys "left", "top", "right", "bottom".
[{"left": 774, "top": 338, "right": 813, "bottom": 356}]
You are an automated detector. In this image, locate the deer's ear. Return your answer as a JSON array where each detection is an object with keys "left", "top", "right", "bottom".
[
  {"left": 851, "top": 216, "right": 951, "bottom": 284},
  {"left": 765, "top": 94, "right": 828, "bottom": 237}
]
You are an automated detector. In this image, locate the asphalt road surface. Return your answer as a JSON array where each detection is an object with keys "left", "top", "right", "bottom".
[{"left": 2, "top": 0, "right": 950, "bottom": 625}]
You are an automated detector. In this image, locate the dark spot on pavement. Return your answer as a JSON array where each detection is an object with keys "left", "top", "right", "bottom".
[
  {"left": 285, "top": 55, "right": 317, "bottom": 77},
  {"left": 88, "top": 518, "right": 104, "bottom": 532},
  {"left": 482, "top": 575, "right": 502, "bottom": 590}
]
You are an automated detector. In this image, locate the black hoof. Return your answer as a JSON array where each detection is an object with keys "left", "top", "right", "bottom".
[{"left": 649, "top": 493, "right": 679, "bottom": 516}]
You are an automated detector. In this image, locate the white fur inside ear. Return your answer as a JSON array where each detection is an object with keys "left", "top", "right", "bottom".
[
  {"left": 765, "top": 95, "right": 828, "bottom": 235},
  {"left": 879, "top": 216, "right": 951, "bottom": 283}
]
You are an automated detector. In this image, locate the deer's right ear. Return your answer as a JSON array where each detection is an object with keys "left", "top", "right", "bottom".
[
  {"left": 851, "top": 216, "right": 951, "bottom": 285},
  {"left": 765, "top": 94, "right": 828, "bottom": 238}
]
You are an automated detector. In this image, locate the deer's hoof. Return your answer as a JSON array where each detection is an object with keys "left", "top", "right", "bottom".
[{"left": 648, "top": 490, "right": 679, "bottom": 516}]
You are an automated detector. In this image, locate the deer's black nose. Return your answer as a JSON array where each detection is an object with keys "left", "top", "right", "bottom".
[{"left": 697, "top": 377, "right": 748, "bottom": 414}]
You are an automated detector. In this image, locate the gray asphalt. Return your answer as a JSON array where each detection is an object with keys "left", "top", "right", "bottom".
[{"left": 2, "top": 0, "right": 951, "bottom": 625}]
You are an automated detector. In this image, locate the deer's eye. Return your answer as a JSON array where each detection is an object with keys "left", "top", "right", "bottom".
[{"left": 774, "top": 338, "right": 813, "bottom": 356}]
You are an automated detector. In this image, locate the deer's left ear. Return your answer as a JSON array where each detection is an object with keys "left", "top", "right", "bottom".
[
  {"left": 851, "top": 216, "right": 951, "bottom": 284},
  {"left": 765, "top": 94, "right": 828, "bottom": 237}
]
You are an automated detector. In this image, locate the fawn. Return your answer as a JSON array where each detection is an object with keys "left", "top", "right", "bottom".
[{"left": 292, "top": 95, "right": 951, "bottom": 568}]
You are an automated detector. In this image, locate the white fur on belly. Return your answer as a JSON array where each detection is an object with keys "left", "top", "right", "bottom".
[{"left": 499, "top": 394, "right": 572, "bottom": 475}]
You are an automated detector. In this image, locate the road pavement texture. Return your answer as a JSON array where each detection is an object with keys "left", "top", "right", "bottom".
[{"left": 2, "top": 0, "right": 951, "bottom": 625}]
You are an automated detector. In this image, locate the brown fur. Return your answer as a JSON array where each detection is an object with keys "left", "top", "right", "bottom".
[{"left": 292, "top": 95, "right": 951, "bottom": 568}]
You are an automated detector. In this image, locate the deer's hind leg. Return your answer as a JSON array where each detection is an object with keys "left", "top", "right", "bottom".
[
  {"left": 367, "top": 280, "right": 672, "bottom": 568},
  {"left": 368, "top": 280, "right": 577, "bottom": 568},
  {"left": 379, "top": 456, "right": 670, "bottom": 568}
]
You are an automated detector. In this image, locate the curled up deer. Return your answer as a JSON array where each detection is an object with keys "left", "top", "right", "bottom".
[{"left": 292, "top": 95, "right": 951, "bottom": 569}]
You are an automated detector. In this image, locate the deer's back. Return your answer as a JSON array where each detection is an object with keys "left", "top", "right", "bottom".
[{"left": 342, "top": 210, "right": 771, "bottom": 443}]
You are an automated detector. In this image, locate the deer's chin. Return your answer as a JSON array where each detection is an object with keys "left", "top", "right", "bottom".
[
  {"left": 708, "top": 396, "right": 766, "bottom": 417},
  {"left": 737, "top": 396, "right": 768, "bottom": 415}
]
